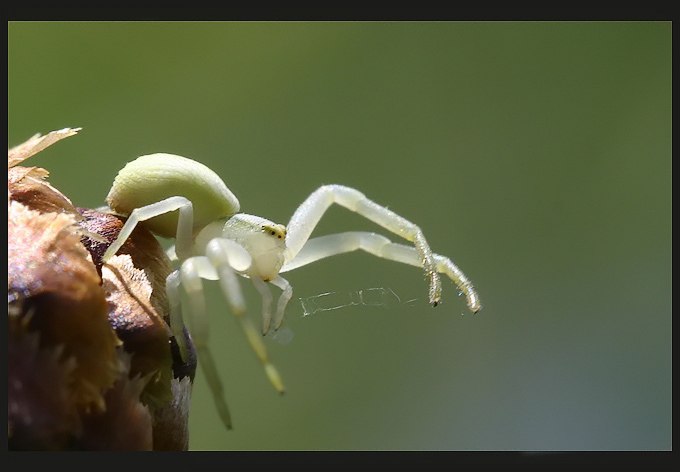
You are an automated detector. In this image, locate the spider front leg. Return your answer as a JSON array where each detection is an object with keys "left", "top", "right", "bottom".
[
  {"left": 102, "top": 196, "right": 194, "bottom": 262},
  {"left": 285, "top": 185, "right": 450, "bottom": 307},
  {"left": 282, "top": 232, "right": 481, "bottom": 313}
]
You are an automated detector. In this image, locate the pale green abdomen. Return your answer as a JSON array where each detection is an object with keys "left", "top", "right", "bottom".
[{"left": 106, "top": 153, "right": 240, "bottom": 238}]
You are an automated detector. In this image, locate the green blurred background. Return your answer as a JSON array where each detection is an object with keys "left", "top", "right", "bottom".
[{"left": 8, "top": 21, "right": 671, "bottom": 450}]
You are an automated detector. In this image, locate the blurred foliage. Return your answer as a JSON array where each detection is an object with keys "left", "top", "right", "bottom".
[{"left": 8, "top": 21, "right": 671, "bottom": 450}]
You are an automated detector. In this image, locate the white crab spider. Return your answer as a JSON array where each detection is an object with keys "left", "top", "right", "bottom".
[{"left": 102, "top": 153, "right": 480, "bottom": 429}]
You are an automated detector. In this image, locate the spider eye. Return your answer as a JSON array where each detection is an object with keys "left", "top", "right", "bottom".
[{"left": 262, "top": 223, "right": 286, "bottom": 240}]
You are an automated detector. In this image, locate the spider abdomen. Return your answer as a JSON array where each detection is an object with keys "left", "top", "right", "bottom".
[{"left": 107, "top": 153, "right": 240, "bottom": 238}]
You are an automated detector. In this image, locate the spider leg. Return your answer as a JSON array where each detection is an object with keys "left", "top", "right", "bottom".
[
  {"left": 166, "top": 270, "right": 190, "bottom": 361},
  {"left": 205, "top": 238, "right": 249, "bottom": 315},
  {"left": 285, "top": 185, "right": 443, "bottom": 305},
  {"left": 270, "top": 276, "right": 293, "bottom": 331},
  {"left": 204, "top": 239, "right": 285, "bottom": 394},
  {"left": 250, "top": 274, "right": 293, "bottom": 334},
  {"left": 103, "top": 196, "right": 194, "bottom": 262},
  {"left": 179, "top": 257, "right": 233, "bottom": 429},
  {"left": 282, "top": 231, "right": 481, "bottom": 313},
  {"left": 251, "top": 276, "right": 274, "bottom": 335}
]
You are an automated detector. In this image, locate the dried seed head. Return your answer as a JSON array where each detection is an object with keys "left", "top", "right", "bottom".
[{"left": 8, "top": 128, "right": 192, "bottom": 450}]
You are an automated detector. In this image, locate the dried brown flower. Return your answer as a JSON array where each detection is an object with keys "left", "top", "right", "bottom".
[{"left": 8, "top": 128, "right": 194, "bottom": 450}]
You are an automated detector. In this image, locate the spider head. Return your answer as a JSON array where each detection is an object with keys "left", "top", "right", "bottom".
[{"left": 221, "top": 214, "right": 287, "bottom": 281}]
